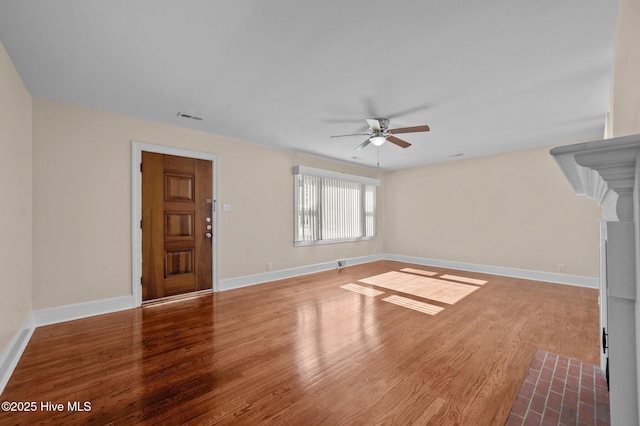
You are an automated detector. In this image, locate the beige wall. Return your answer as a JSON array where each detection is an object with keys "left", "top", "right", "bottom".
[
  {"left": 32, "top": 99, "right": 383, "bottom": 309},
  {"left": 0, "top": 41, "right": 32, "bottom": 352},
  {"left": 383, "top": 146, "right": 602, "bottom": 277},
  {"left": 610, "top": 0, "right": 640, "bottom": 137}
]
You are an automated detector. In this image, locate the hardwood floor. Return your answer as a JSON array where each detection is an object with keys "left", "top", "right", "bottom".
[{"left": 0, "top": 261, "right": 599, "bottom": 425}]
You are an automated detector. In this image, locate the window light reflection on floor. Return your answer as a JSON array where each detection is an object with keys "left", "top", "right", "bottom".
[{"left": 339, "top": 268, "right": 489, "bottom": 316}]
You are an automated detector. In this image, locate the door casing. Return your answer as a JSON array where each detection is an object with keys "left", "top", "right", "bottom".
[{"left": 132, "top": 141, "right": 219, "bottom": 307}]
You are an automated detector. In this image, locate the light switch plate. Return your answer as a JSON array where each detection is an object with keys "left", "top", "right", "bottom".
[{"left": 223, "top": 204, "right": 231, "bottom": 212}]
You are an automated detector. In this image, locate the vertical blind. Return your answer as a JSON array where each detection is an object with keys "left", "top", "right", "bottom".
[{"left": 293, "top": 166, "right": 379, "bottom": 245}]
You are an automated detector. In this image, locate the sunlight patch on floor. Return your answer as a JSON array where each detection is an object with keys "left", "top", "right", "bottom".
[
  {"left": 339, "top": 268, "right": 488, "bottom": 316},
  {"left": 383, "top": 295, "right": 444, "bottom": 315},
  {"left": 359, "top": 271, "right": 479, "bottom": 305}
]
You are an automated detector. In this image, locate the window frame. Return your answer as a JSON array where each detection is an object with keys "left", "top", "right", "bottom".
[{"left": 293, "top": 166, "right": 381, "bottom": 246}]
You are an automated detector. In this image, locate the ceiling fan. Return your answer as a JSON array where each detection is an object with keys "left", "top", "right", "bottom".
[{"left": 330, "top": 118, "right": 430, "bottom": 150}]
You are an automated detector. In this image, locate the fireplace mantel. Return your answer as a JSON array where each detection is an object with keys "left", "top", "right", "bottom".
[
  {"left": 550, "top": 133, "right": 640, "bottom": 425},
  {"left": 550, "top": 134, "right": 640, "bottom": 221}
]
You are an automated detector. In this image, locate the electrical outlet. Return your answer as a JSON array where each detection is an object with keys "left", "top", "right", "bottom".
[
  {"left": 557, "top": 264, "right": 565, "bottom": 273},
  {"left": 267, "top": 262, "right": 273, "bottom": 271},
  {"left": 223, "top": 204, "right": 231, "bottom": 212}
]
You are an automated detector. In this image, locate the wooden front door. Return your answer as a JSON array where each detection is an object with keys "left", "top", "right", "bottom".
[{"left": 141, "top": 152, "right": 213, "bottom": 301}]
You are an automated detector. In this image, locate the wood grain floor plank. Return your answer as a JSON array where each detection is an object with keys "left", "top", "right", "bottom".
[{"left": 0, "top": 261, "right": 599, "bottom": 425}]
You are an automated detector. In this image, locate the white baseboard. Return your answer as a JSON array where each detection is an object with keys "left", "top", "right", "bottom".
[
  {"left": 0, "top": 314, "right": 35, "bottom": 395},
  {"left": 220, "top": 253, "right": 597, "bottom": 291},
  {"left": 383, "top": 253, "right": 599, "bottom": 288},
  {"left": 219, "top": 253, "right": 384, "bottom": 291},
  {"left": 33, "top": 295, "right": 136, "bottom": 327}
]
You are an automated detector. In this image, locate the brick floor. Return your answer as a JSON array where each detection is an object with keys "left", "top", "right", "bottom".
[{"left": 506, "top": 349, "right": 610, "bottom": 426}]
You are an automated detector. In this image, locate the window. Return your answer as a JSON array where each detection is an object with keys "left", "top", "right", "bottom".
[{"left": 293, "top": 166, "right": 381, "bottom": 246}]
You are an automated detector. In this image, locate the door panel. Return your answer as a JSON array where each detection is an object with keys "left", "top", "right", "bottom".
[
  {"left": 165, "top": 213, "right": 194, "bottom": 238},
  {"left": 142, "top": 152, "right": 213, "bottom": 301}
]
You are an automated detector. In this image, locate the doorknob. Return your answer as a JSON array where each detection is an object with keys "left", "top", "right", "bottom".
[{"left": 205, "top": 232, "right": 212, "bottom": 239}]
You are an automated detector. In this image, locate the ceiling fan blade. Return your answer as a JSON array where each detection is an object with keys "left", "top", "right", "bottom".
[
  {"left": 385, "top": 103, "right": 433, "bottom": 119},
  {"left": 387, "top": 135, "right": 411, "bottom": 148},
  {"left": 388, "top": 124, "right": 430, "bottom": 134},
  {"left": 354, "top": 139, "right": 371, "bottom": 151},
  {"left": 329, "top": 132, "right": 371, "bottom": 139},
  {"left": 366, "top": 118, "right": 381, "bottom": 131}
]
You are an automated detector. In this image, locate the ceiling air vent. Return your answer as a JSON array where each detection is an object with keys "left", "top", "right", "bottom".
[{"left": 177, "top": 112, "right": 203, "bottom": 121}]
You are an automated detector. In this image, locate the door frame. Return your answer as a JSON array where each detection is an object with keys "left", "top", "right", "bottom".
[{"left": 131, "top": 141, "right": 219, "bottom": 307}]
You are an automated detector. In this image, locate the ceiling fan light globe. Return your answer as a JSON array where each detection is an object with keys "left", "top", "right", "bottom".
[{"left": 370, "top": 136, "right": 386, "bottom": 146}]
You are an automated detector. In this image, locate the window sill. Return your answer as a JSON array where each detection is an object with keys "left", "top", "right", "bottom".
[{"left": 294, "top": 236, "right": 376, "bottom": 247}]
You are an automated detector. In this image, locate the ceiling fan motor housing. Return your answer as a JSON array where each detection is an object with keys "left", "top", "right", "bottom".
[{"left": 373, "top": 118, "right": 389, "bottom": 132}]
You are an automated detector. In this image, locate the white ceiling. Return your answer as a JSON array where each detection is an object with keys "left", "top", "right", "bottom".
[{"left": 0, "top": 0, "right": 618, "bottom": 170}]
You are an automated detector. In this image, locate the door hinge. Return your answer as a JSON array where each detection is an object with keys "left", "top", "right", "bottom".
[
  {"left": 140, "top": 219, "right": 143, "bottom": 229},
  {"left": 140, "top": 162, "right": 143, "bottom": 173},
  {"left": 140, "top": 277, "right": 143, "bottom": 286}
]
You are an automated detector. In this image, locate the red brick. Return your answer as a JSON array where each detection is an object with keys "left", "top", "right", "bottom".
[
  {"left": 596, "top": 400, "right": 610, "bottom": 423},
  {"left": 530, "top": 355, "right": 543, "bottom": 371},
  {"left": 525, "top": 367, "right": 540, "bottom": 384},
  {"left": 560, "top": 404, "right": 577, "bottom": 424},
  {"left": 523, "top": 410, "right": 542, "bottom": 426},
  {"left": 540, "top": 367, "right": 553, "bottom": 381},
  {"left": 568, "top": 363, "right": 581, "bottom": 378},
  {"left": 505, "top": 412, "right": 523, "bottom": 426},
  {"left": 557, "top": 356, "right": 569, "bottom": 368},
  {"left": 544, "top": 354, "right": 558, "bottom": 369},
  {"left": 564, "top": 389, "right": 579, "bottom": 407},
  {"left": 596, "top": 387, "right": 609, "bottom": 405},
  {"left": 511, "top": 394, "right": 529, "bottom": 417},
  {"left": 578, "top": 402, "right": 594, "bottom": 424},
  {"left": 583, "top": 365, "right": 595, "bottom": 377},
  {"left": 581, "top": 374, "right": 594, "bottom": 391},
  {"left": 566, "top": 375, "right": 580, "bottom": 393},
  {"left": 536, "top": 379, "right": 551, "bottom": 396},
  {"left": 530, "top": 393, "right": 546, "bottom": 415},
  {"left": 509, "top": 351, "right": 610, "bottom": 426},
  {"left": 595, "top": 386, "right": 609, "bottom": 404},
  {"left": 547, "top": 391, "right": 563, "bottom": 412},
  {"left": 595, "top": 370, "right": 607, "bottom": 388},
  {"left": 580, "top": 386, "right": 595, "bottom": 406},
  {"left": 555, "top": 365, "right": 568, "bottom": 380},
  {"left": 551, "top": 377, "right": 565, "bottom": 393},
  {"left": 542, "top": 408, "right": 560, "bottom": 425},
  {"left": 518, "top": 381, "right": 535, "bottom": 400}
]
